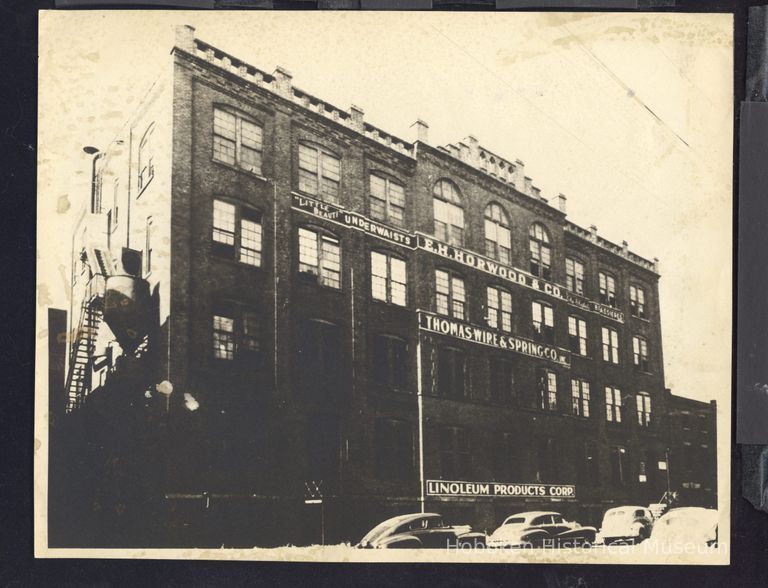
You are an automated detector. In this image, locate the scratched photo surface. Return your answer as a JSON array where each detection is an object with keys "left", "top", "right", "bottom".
[{"left": 35, "top": 11, "right": 732, "bottom": 563}]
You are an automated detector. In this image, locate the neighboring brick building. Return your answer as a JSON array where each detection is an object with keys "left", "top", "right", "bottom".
[
  {"left": 666, "top": 392, "right": 718, "bottom": 508},
  {"left": 53, "top": 26, "right": 714, "bottom": 547}
]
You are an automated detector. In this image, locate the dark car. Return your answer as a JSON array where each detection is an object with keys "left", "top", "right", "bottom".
[
  {"left": 357, "top": 513, "right": 486, "bottom": 549},
  {"left": 487, "top": 511, "right": 596, "bottom": 548}
]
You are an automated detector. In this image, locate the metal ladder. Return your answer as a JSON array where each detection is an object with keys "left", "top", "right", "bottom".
[{"left": 64, "top": 287, "right": 104, "bottom": 413}]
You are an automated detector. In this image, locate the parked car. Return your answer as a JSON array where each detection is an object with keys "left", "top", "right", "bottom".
[
  {"left": 643, "top": 507, "right": 718, "bottom": 549},
  {"left": 594, "top": 506, "right": 654, "bottom": 545},
  {"left": 487, "top": 511, "right": 596, "bottom": 548},
  {"left": 356, "top": 513, "right": 487, "bottom": 549}
]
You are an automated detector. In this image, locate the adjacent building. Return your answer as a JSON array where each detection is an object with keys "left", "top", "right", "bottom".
[{"left": 52, "top": 26, "right": 715, "bottom": 547}]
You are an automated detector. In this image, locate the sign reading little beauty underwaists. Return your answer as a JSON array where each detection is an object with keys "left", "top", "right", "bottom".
[
  {"left": 418, "top": 310, "right": 570, "bottom": 366},
  {"left": 291, "top": 193, "right": 623, "bottom": 324},
  {"left": 426, "top": 480, "right": 576, "bottom": 499}
]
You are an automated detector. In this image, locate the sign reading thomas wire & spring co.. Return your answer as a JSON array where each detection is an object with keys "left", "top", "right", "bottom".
[
  {"left": 418, "top": 310, "right": 570, "bottom": 366},
  {"left": 426, "top": 480, "right": 576, "bottom": 499}
]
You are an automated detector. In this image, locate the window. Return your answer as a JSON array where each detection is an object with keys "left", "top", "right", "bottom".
[
  {"left": 568, "top": 315, "right": 588, "bottom": 356},
  {"left": 630, "top": 284, "right": 647, "bottom": 318},
  {"left": 571, "top": 378, "right": 590, "bottom": 417},
  {"left": 369, "top": 173, "right": 405, "bottom": 227},
  {"left": 605, "top": 385, "right": 622, "bottom": 422},
  {"left": 298, "top": 143, "right": 340, "bottom": 203},
  {"left": 435, "top": 269, "right": 466, "bottom": 319},
  {"left": 138, "top": 123, "right": 155, "bottom": 192},
  {"left": 433, "top": 180, "right": 464, "bottom": 246},
  {"left": 484, "top": 203, "right": 511, "bottom": 264},
  {"left": 296, "top": 319, "right": 342, "bottom": 397},
  {"left": 495, "top": 432, "right": 519, "bottom": 481},
  {"left": 583, "top": 442, "right": 599, "bottom": 483},
  {"left": 375, "top": 419, "right": 413, "bottom": 479},
  {"left": 212, "top": 199, "right": 263, "bottom": 267},
  {"left": 637, "top": 392, "right": 652, "bottom": 427},
  {"left": 532, "top": 301, "right": 554, "bottom": 344},
  {"left": 632, "top": 335, "right": 649, "bottom": 371},
  {"left": 298, "top": 227, "right": 341, "bottom": 289},
  {"left": 112, "top": 178, "right": 119, "bottom": 229},
  {"left": 611, "top": 446, "right": 628, "bottom": 486},
  {"left": 436, "top": 347, "right": 466, "bottom": 399},
  {"left": 528, "top": 223, "right": 552, "bottom": 280},
  {"left": 486, "top": 286, "right": 512, "bottom": 332},
  {"left": 565, "top": 258, "right": 585, "bottom": 295},
  {"left": 213, "top": 107, "right": 263, "bottom": 174},
  {"left": 212, "top": 310, "right": 261, "bottom": 361},
  {"left": 489, "top": 358, "right": 515, "bottom": 403},
  {"left": 144, "top": 217, "right": 153, "bottom": 276},
  {"left": 536, "top": 437, "right": 557, "bottom": 482},
  {"left": 539, "top": 370, "right": 558, "bottom": 411},
  {"left": 371, "top": 251, "right": 407, "bottom": 306},
  {"left": 638, "top": 461, "right": 647, "bottom": 483},
  {"left": 440, "top": 426, "right": 471, "bottom": 479},
  {"left": 212, "top": 314, "right": 235, "bottom": 360},
  {"left": 371, "top": 334, "right": 409, "bottom": 391},
  {"left": 602, "top": 326, "right": 619, "bottom": 364},
  {"left": 598, "top": 272, "right": 617, "bottom": 307}
]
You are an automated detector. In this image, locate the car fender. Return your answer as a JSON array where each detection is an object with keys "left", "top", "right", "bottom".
[
  {"left": 379, "top": 535, "right": 423, "bottom": 549},
  {"left": 558, "top": 526, "right": 597, "bottom": 541}
]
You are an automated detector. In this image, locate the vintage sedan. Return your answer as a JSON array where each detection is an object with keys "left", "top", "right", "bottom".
[
  {"left": 356, "top": 513, "right": 486, "bottom": 549},
  {"left": 487, "top": 511, "right": 596, "bottom": 548},
  {"left": 594, "top": 506, "right": 654, "bottom": 545},
  {"left": 643, "top": 507, "right": 719, "bottom": 549}
]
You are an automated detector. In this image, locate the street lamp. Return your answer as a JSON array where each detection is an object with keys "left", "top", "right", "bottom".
[{"left": 83, "top": 146, "right": 104, "bottom": 214}]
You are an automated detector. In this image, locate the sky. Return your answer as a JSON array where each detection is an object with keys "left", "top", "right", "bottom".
[{"left": 37, "top": 11, "right": 733, "bottom": 404}]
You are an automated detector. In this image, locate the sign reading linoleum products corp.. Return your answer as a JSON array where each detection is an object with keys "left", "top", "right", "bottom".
[
  {"left": 426, "top": 480, "right": 576, "bottom": 499},
  {"left": 418, "top": 310, "right": 570, "bottom": 366}
]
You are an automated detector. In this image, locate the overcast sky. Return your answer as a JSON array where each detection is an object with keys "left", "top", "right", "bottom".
[{"left": 38, "top": 11, "right": 733, "bottom": 404}]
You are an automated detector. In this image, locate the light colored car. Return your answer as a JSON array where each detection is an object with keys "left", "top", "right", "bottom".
[
  {"left": 487, "top": 511, "right": 596, "bottom": 548},
  {"left": 643, "top": 507, "right": 718, "bottom": 548},
  {"left": 595, "top": 506, "right": 654, "bottom": 545}
]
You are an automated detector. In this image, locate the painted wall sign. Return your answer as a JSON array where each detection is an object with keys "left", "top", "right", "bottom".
[
  {"left": 418, "top": 310, "right": 571, "bottom": 366},
  {"left": 292, "top": 194, "right": 624, "bottom": 323},
  {"left": 426, "top": 479, "right": 576, "bottom": 499},
  {"left": 291, "top": 193, "right": 416, "bottom": 248}
]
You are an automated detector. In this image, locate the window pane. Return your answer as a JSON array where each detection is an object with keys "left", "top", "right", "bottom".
[
  {"left": 298, "top": 228, "right": 319, "bottom": 272},
  {"left": 240, "top": 217, "right": 262, "bottom": 266},
  {"left": 213, "top": 200, "right": 236, "bottom": 245}
]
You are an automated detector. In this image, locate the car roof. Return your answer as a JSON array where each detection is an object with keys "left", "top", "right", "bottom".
[
  {"left": 506, "top": 511, "right": 561, "bottom": 519},
  {"left": 605, "top": 506, "right": 647, "bottom": 513},
  {"left": 379, "top": 513, "right": 442, "bottom": 527}
]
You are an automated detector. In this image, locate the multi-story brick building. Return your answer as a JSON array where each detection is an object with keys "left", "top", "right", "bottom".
[{"left": 52, "top": 25, "right": 714, "bottom": 547}]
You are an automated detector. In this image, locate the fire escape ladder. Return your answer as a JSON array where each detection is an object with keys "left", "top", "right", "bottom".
[{"left": 65, "top": 286, "right": 105, "bottom": 413}]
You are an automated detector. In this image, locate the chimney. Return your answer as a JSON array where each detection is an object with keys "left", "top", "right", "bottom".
[
  {"left": 557, "top": 193, "right": 567, "bottom": 213},
  {"left": 589, "top": 225, "right": 598, "bottom": 241},
  {"left": 410, "top": 119, "right": 429, "bottom": 144},
  {"left": 272, "top": 66, "right": 293, "bottom": 97},
  {"left": 349, "top": 105, "right": 365, "bottom": 132},
  {"left": 175, "top": 25, "right": 196, "bottom": 53},
  {"left": 621, "top": 240, "right": 629, "bottom": 256},
  {"left": 466, "top": 135, "right": 480, "bottom": 165},
  {"left": 513, "top": 159, "right": 526, "bottom": 192}
]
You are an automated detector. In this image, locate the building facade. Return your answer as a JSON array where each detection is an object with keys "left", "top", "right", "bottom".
[{"left": 53, "top": 26, "right": 714, "bottom": 547}]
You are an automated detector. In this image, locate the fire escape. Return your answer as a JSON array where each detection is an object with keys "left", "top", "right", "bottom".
[{"left": 65, "top": 274, "right": 106, "bottom": 413}]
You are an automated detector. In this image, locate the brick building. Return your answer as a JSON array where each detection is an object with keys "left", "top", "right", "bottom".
[{"left": 52, "top": 26, "right": 714, "bottom": 547}]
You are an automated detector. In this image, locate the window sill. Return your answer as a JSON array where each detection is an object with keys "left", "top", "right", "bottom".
[
  {"left": 211, "top": 252, "right": 264, "bottom": 272},
  {"left": 297, "top": 271, "right": 342, "bottom": 292},
  {"left": 212, "top": 158, "right": 270, "bottom": 184},
  {"left": 371, "top": 298, "right": 409, "bottom": 311},
  {"left": 631, "top": 314, "right": 651, "bottom": 323}
]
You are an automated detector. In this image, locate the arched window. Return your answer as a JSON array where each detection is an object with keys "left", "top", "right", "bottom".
[
  {"left": 138, "top": 123, "right": 155, "bottom": 192},
  {"left": 298, "top": 227, "right": 341, "bottom": 289},
  {"left": 213, "top": 107, "right": 263, "bottom": 174},
  {"left": 298, "top": 142, "right": 340, "bottom": 203},
  {"left": 484, "top": 203, "right": 511, "bottom": 264},
  {"left": 528, "top": 223, "right": 551, "bottom": 280},
  {"left": 432, "top": 180, "right": 464, "bottom": 246}
]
